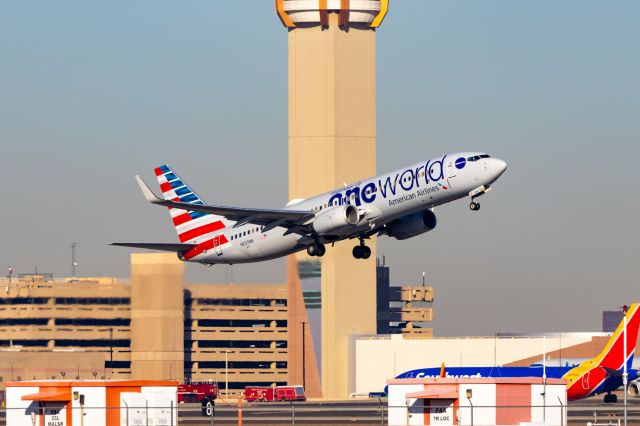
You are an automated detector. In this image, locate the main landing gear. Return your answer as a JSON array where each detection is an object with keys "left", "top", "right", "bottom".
[
  {"left": 352, "top": 238, "right": 371, "bottom": 260},
  {"left": 306, "top": 242, "right": 326, "bottom": 257},
  {"left": 469, "top": 201, "right": 480, "bottom": 211},
  {"left": 604, "top": 392, "right": 618, "bottom": 403}
]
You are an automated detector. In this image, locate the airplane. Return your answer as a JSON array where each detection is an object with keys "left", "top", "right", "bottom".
[
  {"left": 112, "top": 152, "right": 507, "bottom": 265},
  {"left": 391, "top": 304, "right": 640, "bottom": 403}
]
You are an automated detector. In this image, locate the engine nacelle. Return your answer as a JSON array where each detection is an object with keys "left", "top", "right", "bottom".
[
  {"left": 386, "top": 210, "right": 437, "bottom": 240},
  {"left": 312, "top": 205, "right": 359, "bottom": 234}
]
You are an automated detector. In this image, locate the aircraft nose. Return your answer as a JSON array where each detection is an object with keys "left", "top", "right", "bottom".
[{"left": 489, "top": 158, "right": 508, "bottom": 180}]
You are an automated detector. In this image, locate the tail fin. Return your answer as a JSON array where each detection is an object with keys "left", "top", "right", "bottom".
[
  {"left": 439, "top": 362, "right": 446, "bottom": 378},
  {"left": 596, "top": 303, "right": 640, "bottom": 370},
  {"left": 154, "top": 165, "right": 225, "bottom": 243}
]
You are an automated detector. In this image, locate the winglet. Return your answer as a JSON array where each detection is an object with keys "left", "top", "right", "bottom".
[{"left": 135, "top": 175, "right": 162, "bottom": 204}]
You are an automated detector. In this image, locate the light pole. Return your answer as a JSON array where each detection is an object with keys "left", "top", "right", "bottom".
[
  {"left": 224, "top": 350, "right": 229, "bottom": 396},
  {"left": 542, "top": 336, "right": 547, "bottom": 423},
  {"left": 466, "top": 389, "right": 474, "bottom": 426},
  {"left": 623, "top": 305, "right": 628, "bottom": 426},
  {"left": 301, "top": 321, "right": 306, "bottom": 390}
]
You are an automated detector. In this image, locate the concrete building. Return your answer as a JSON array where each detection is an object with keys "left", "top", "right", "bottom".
[
  {"left": 0, "top": 254, "right": 290, "bottom": 395},
  {"left": 275, "top": 0, "right": 389, "bottom": 398},
  {"left": 603, "top": 310, "right": 624, "bottom": 332},
  {"left": 376, "top": 258, "right": 434, "bottom": 336},
  {"left": 130, "top": 254, "right": 184, "bottom": 383}
]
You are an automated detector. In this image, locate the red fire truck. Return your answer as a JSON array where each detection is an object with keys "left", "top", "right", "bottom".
[
  {"left": 275, "top": 385, "right": 306, "bottom": 402},
  {"left": 178, "top": 382, "right": 218, "bottom": 415},
  {"left": 244, "top": 386, "right": 274, "bottom": 402},
  {"left": 244, "top": 385, "right": 306, "bottom": 402}
]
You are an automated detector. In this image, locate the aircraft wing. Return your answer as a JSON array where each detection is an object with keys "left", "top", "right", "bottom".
[
  {"left": 110, "top": 242, "right": 196, "bottom": 253},
  {"left": 135, "top": 175, "right": 315, "bottom": 226}
]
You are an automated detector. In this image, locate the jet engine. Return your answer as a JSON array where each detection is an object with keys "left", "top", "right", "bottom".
[
  {"left": 312, "top": 205, "right": 359, "bottom": 234},
  {"left": 386, "top": 210, "right": 437, "bottom": 240}
]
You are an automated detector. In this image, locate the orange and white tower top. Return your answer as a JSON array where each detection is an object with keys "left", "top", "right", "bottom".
[{"left": 276, "top": 0, "right": 389, "bottom": 28}]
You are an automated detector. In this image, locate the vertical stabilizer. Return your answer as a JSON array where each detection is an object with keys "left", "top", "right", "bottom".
[
  {"left": 154, "top": 165, "right": 225, "bottom": 244},
  {"left": 597, "top": 304, "right": 640, "bottom": 370}
]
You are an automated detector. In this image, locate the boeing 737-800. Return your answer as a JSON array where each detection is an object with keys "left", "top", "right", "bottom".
[{"left": 113, "top": 152, "right": 507, "bottom": 264}]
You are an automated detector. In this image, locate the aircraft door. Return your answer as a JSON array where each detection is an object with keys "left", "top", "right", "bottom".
[
  {"left": 447, "top": 159, "right": 457, "bottom": 178},
  {"left": 582, "top": 371, "right": 590, "bottom": 389},
  {"left": 213, "top": 235, "right": 223, "bottom": 255}
]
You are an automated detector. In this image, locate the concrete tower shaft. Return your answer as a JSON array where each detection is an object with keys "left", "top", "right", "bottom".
[
  {"left": 276, "top": 0, "right": 388, "bottom": 399},
  {"left": 130, "top": 253, "right": 184, "bottom": 382}
]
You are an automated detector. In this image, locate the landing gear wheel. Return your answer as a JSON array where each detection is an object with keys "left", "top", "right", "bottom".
[
  {"left": 361, "top": 246, "right": 371, "bottom": 259},
  {"left": 307, "top": 243, "right": 325, "bottom": 257},
  {"left": 604, "top": 393, "right": 618, "bottom": 403},
  {"left": 352, "top": 244, "right": 371, "bottom": 259},
  {"left": 469, "top": 201, "right": 480, "bottom": 211}
]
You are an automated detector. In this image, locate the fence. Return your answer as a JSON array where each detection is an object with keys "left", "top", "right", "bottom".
[
  {"left": 0, "top": 401, "right": 638, "bottom": 425},
  {"left": 392, "top": 403, "right": 567, "bottom": 426}
]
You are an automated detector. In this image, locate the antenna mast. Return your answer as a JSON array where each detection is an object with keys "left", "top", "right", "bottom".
[
  {"left": 5, "top": 266, "right": 11, "bottom": 294},
  {"left": 71, "top": 242, "right": 78, "bottom": 282}
]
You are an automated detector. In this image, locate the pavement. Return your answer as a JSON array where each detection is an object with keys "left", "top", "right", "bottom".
[{"left": 180, "top": 400, "right": 387, "bottom": 425}]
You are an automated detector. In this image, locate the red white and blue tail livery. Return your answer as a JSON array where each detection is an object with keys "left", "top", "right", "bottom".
[
  {"left": 155, "top": 165, "right": 223, "bottom": 243},
  {"left": 112, "top": 153, "right": 508, "bottom": 264}
]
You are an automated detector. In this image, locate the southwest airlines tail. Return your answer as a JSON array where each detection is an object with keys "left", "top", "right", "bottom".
[
  {"left": 596, "top": 304, "right": 640, "bottom": 371},
  {"left": 153, "top": 165, "right": 226, "bottom": 244},
  {"left": 564, "top": 304, "right": 640, "bottom": 400}
]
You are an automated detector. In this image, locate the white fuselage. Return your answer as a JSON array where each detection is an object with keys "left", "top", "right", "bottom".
[{"left": 191, "top": 152, "right": 507, "bottom": 264}]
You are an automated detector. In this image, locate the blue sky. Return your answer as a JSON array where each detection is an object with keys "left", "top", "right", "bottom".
[{"left": 1, "top": 1, "right": 638, "bottom": 334}]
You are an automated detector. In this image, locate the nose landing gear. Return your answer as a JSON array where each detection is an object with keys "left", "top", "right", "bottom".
[{"left": 468, "top": 185, "right": 490, "bottom": 211}]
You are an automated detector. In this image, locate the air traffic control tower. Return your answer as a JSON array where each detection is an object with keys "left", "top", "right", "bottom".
[{"left": 275, "top": 0, "right": 389, "bottom": 399}]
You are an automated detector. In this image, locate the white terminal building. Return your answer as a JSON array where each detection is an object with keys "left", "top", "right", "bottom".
[{"left": 352, "top": 332, "right": 615, "bottom": 395}]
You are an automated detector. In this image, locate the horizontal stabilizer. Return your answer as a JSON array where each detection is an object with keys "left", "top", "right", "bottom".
[
  {"left": 601, "top": 366, "right": 623, "bottom": 377},
  {"left": 111, "top": 242, "right": 196, "bottom": 253}
]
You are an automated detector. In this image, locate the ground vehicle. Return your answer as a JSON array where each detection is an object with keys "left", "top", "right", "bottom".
[
  {"left": 177, "top": 382, "right": 218, "bottom": 416},
  {"left": 244, "top": 386, "right": 274, "bottom": 402},
  {"left": 275, "top": 385, "right": 306, "bottom": 401},
  {"left": 368, "top": 391, "right": 387, "bottom": 398}
]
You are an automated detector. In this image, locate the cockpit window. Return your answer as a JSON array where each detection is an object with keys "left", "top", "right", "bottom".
[{"left": 467, "top": 154, "right": 491, "bottom": 161}]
